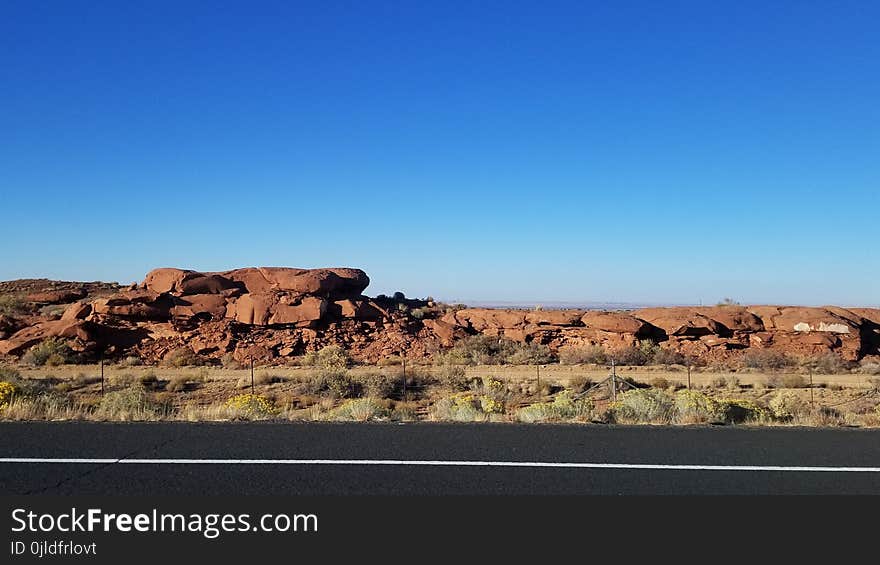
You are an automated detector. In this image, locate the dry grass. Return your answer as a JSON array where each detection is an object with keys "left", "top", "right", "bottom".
[
  {"left": 14, "top": 362, "right": 876, "bottom": 388},
  {"left": 3, "top": 394, "right": 90, "bottom": 420},
  {"left": 165, "top": 375, "right": 194, "bottom": 392},
  {"left": 3, "top": 362, "right": 879, "bottom": 427},
  {"left": 177, "top": 403, "right": 262, "bottom": 422}
]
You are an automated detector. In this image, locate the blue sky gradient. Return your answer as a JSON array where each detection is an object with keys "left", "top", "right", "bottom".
[{"left": 1, "top": 1, "right": 877, "bottom": 305}]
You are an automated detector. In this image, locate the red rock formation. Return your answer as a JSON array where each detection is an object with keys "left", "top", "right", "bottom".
[
  {"left": 1, "top": 267, "right": 879, "bottom": 366},
  {"left": 26, "top": 288, "right": 87, "bottom": 304},
  {"left": 580, "top": 311, "right": 652, "bottom": 335}
]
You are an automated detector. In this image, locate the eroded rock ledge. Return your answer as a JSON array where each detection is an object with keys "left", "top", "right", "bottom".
[{"left": 0, "top": 267, "right": 878, "bottom": 366}]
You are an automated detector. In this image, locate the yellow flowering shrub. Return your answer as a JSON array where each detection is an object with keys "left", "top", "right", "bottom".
[
  {"left": 517, "top": 391, "right": 593, "bottom": 423},
  {"left": 482, "top": 377, "right": 506, "bottom": 394},
  {"left": 473, "top": 377, "right": 509, "bottom": 414},
  {"left": 452, "top": 393, "right": 477, "bottom": 408},
  {"left": 480, "top": 396, "right": 504, "bottom": 414},
  {"left": 430, "top": 384, "right": 513, "bottom": 421},
  {"left": 431, "top": 393, "right": 487, "bottom": 421},
  {"left": 0, "top": 382, "right": 15, "bottom": 409},
  {"left": 769, "top": 391, "right": 808, "bottom": 421},
  {"left": 225, "top": 394, "right": 277, "bottom": 418},
  {"left": 611, "top": 389, "right": 676, "bottom": 424},
  {"left": 674, "top": 390, "right": 720, "bottom": 423}
]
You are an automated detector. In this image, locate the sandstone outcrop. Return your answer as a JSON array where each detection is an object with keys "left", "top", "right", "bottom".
[
  {"left": 1, "top": 267, "right": 879, "bottom": 366},
  {"left": 633, "top": 307, "right": 722, "bottom": 337},
  {"left": 0, "top": 319, "right": 95, "bottom": 356},
  {"left": 26, "top": 288, "right": 87, "bottom": 304},
  {"left": 580, "top": 311, "right": 652, "bottom": 335}
]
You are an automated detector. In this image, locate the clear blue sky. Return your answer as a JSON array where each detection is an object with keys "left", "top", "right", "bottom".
[{"left": 1, "top": 1, "right": 877, "bottom": 306}]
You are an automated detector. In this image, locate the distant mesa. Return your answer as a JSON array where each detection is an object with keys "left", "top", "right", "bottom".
[{"left": 0, "top": 267, "right": 878, "bottom": 366}]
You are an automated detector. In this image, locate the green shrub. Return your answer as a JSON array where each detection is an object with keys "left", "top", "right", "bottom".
[
  {"left": 328, "top": 398, "right": 389, "bottom": 421},
  {"left": 674, "top": 390, "right": 720, "bottom": 424},
  {"left": 108, "top": 372, "right": 136, "bottom": 387},
  {"left": 15, "top": 374, "right": 54, "bottom": 396},
  {"left": 516, "top": 391, "right": 593, "bottom": 423},
  {"left": 434, "top": 335, "right": 551, "bottom": 366},
  {"left": 138, "top": 370, "right": 160, "bottom": 390},
  {"left": 96, "top": 385, "right": 162, "bottom": 420},
  {"left": 741, "top": 349, "right": 793, "bottom": 370},
  {"left": 0, "top": 368, "right": 50, "bottom": 397},
  {"left": 761, "top": 374, "right": 782, "bottom": 389},
  {"left": 301, "top": 345, "right": 350, "bottom": 370},
  {"left": 39, "top": 304, "right": 67, "bottom": 317},
  {"left": 390, "top": 403, "right": 420, "bottom": 422},
  {"left": 254, "top": 372, "right": 286, "bottom": 385},
  {"left": 516, "top": 402, "right": 555, "bottom": 423},
  {"left": 410, "top": 307, "right": 428, "bottom": 320},
  {"left": 809, "top": 353, "right": 850, "bottom": 375},
  {"left": 377, "top": 355, "right": 403, "bottom": 367},
  {"left": 430, "top": 386, "right": 511, "bottom": 421},
  {"left": 612, "top": 341, "right": 657, "bottom": 366},
  {"left": 479, "top": 395, "right": 505, "bottom": 414},
  {"left": 650, "top": 377, "right": 671, "bottom": 390},
  {"left": 46, "top": 353, "right": 68, "bottom": 366},
  {"left": 711, "top": 375, "right": 740, "bottom": 390},
  {"left": 469, "top": 377, "right": 509, "bottom": 408},
  {"left": 0, "top": 294, "right": 27, "bottom": 315},
  {"left": 769, "top": 391, "right": 809, "bottom": 421},
  {"left": 220, "top": 352, "right": 241, "bottom": 369},
  {"left": 434, "top": 364, "right": 472, "bottom": 391},
  {"left": 356, "top": 372, "right": 397, "bottom": 398},
  {"left": 715, "top": 399, "right": 770, "bottom": 424},
  {"left": 290, "top": 369, "right": 356, "bottom": 398},
  {"left": 568, "top": 376, "right": 593, "bottom": 394},
  {"left": 401, "top": 367, "right": 434, "bottom": 391},
  {"left": 762, "top": 374, "right": 806, "bottom": 389},
  {"left": 782, "top": 374, "right": 808, "bottom": 388},
  {"left": 165, "top": 376, "right": 192, "bottom": 392},
  {"left": 653, "top": 348, "right": 687, "bottom": 366},
  {"left": 52, "top": 372, "right": 86, "bottom": 393},
  {"left": 21, "top": 338, "right": 74, "bottom": 367},
  {"left": 162, "top": 347, "right": 204, "bottom": 367},
  {"left": 323, "top": 369, "right": 357, "bottom": 398},
  {"left": 611, "top": 389, "right": 675, "bottom": 423},
  {"left": 506, "top": 342, "right": 554, "bottom": 365},
  {"left": 117, "top": 356, "right": 143, "bottom": 367},
  {"left": 433, "top": 343, "right": 474, "bottom": 366},
  {"left": 807, "top": 406, "right": 845, "bottom": 426},
  {"left": 430, "top": 393, "right": 487, "bottom": 422},
  {"left": 558, "top": 345, "right": 607, "bottom": 365},
  {"left": 290, "top": 372, "right": 323, "bottom": 395}
]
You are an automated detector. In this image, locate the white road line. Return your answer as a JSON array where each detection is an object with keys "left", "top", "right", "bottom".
[{"left": 1, "top": 458, "right": 879, "bottom": 472}]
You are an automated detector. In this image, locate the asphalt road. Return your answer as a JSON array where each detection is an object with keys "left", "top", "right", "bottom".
[{"left": 3, "top": 422, "right": 880, "bottom": 495}]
